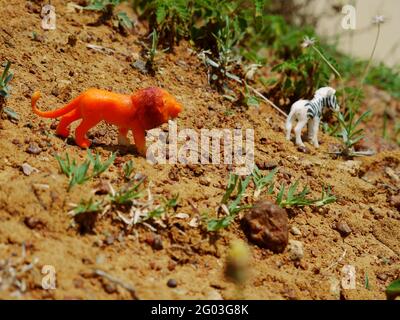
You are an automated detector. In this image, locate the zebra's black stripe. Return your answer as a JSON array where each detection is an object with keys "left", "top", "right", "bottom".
[{"left": 306, "top": 95, "right": 337, "bottom": 118}]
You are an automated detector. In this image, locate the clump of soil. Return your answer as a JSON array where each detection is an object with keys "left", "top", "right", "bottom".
[{"left": 242, "top": 200, "right": 288, "bottom": 253}]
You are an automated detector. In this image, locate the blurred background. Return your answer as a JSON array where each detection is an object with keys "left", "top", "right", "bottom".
[{"left": 302, "top": 0, "right": 400, "bottom": 66}]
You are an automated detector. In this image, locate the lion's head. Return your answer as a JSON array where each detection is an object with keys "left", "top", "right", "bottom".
[{"left": 131, "top": 87, "right": 183, "bottom": 130}]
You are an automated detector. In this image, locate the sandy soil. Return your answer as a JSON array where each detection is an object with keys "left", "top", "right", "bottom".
[{"left": 0, "top": 0, "right": 399, "bottom": 300}]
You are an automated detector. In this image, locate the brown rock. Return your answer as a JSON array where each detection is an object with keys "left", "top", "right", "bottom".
[
  {"left": 241, "top": 200, "right": 288, "bottom": 253},
  {"left": 26, "top": 143, "right": 42, "bottom": 155},
  {"left": 335, "top": 221, "right": 352, "bottom": 237},
  {"left": 146, "top": 233, "right": 163, "bottom": 250},
  {"left": 24, "top": 216, "right": 44, "bottom": 229},
  {"left": 389, "top": 194, "right": 400, "bottom": 212},
  {"left": 103, "top": 281, "right": 117, "bottom": 294},
  {"left": 256, "top": 160, "right": 278, "bottom": 170},
  {"left": 167, "top": 279, "right": 177, "bottom": 288},
  {"left": 297, "top": 146, "right": 310, "bottom": 154},
  {"left": 377, "top": 273, "right": 388, "bottom": 281}
]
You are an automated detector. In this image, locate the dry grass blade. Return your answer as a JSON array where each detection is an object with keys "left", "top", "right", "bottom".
[{"left": 93, "top": 269, "right": 138, "bottom": 299}]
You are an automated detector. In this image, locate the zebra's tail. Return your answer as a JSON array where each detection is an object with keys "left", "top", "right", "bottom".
[{"left": 285, "top": 107, "right": 296, "bottom": 140}]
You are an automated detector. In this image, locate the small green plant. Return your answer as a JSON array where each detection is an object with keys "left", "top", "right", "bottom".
[
  {"left": 87, "top": 150, "right": 116, "bottom": 177},
  {"left": 109, "top": 178, "right": 145, "bottom": 205},
  {"left": 252, "top": 166, "right": 277, "bottom": 198},
  {"left": 164, "top": 193, "right": 179, "bottom": 210},
  {"left": 313, "top": 186, "right": 337, "bottom": 207},
  {"left": 365, "top": 272, "right": 370, "bottom": 290},
  {"left": 0, "top": 61, "right": 13, "bottom": 100},
  {"left": 0, "top": 61, "right": 18, "bottom": 121},
  {"left": 71, "top": 198, "right": 102, "bottom": 234},
  {"left": 55, "top": 153, "right": 91, "bottom": 191},
  {"left": 276, "top": 180, "right": 336, "bottom": 208},
  {"left": 386, "top": 279, "right": 400, "bottom": 300},
  {"left": 85, "top": 0, "right": 123, "bottom": 11},
  {"left": 145, "top": 193, "right": 179, "bottom": 220},
  {"left": 84, "top": 0, "right": 133, "bottom": 33},
  {"left": 73, "top": 198, "right": 102, "bottom": 215},
  {"left": 241, "top": 83, "right": 260, "bottom": 108},
  {"left": 276, "top": 180, "right": 313, "bottom": 208},
  {"left": 139, "top": 0, "right": 190, "bottom": 48},
  {"left": 145, "top": 29, "right": 164, "bottom": 72},
  {"left": 336, "top": 109, "right": 372, "bottom": 157},
  {"left": 207, "top": 174, "right": 252, "bottom": 232},
  {"left": 123, "top": 160, "right": 135, "bottom": 179},
  {"left": 115, "top": 11, "right": 133, "bottom": 31},
  {"left": 213, "top": 16, "right": 243, "bottom": 77},
  {"left": 55, "top": 151, "right": 115, "bottom": 190}
]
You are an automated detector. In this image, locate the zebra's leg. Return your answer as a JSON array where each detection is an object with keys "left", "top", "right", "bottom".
[
  {"left": 307, "top": 118, "right": 314, "bottom": 141},
  {"left": 294, "top": 118, "right": 307, "bottom": 147},
  {"left": 311, "top": 117, "right": 320, "bottom": 148},
  {"left": 285, "top": 114, "right": 294, "bottom": 141}
]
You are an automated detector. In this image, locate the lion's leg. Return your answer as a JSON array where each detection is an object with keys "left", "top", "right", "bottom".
[
  {"left": 118, "top": 127, "right": 130, "bottom": 146},
  {"left": 75, "top": 118, "right": 100, "bottom": 148},
  {"left": 56, "top": 109, "right": 80, "bottom": 138},
  {"left": 131, "top": 125, "right": 146, "bottom": 156}
]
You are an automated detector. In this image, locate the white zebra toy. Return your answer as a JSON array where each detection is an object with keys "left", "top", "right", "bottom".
[{"left": 285, "top": 86, "right": 340, "bottom": 148}]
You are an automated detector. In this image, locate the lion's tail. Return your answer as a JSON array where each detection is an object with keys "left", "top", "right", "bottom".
[{"left": 31, "top": 91, "right": 81, "bottom": 118}]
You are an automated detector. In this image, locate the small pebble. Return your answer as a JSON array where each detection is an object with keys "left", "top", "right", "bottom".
[
  {"left": 199, "top": 177, "right": 210, "bottom": 186},
  {"left": 105, "top": 235, "right": 114, "bottom": 245},
  {"left": 335, "top": 221, "right": 352, "bottom": 237},
  {"left": 389, "top": 194, "right": 400, "bottom": 212},
  {"left": 73, "top": 278, "right": 84, "bottom": 289},
  {"left": 24, "top": 216, "right": 42, "bottom": 229},
  {"left": 21, "top": 163, "right": 38, "bottom": 176},
  {"left": 290, "top": 226, "right": 302, "bottom": 236},
  {"left": 103, "top": 282, "right": 117, "bottom": 294},
  {"left": 94, "top": 180, "right": 111, "bottom": 195},
  {"left": 259, "top": 137, "right": 268, "bottom": 144},
  {"left": 167, "top": 261, "right": 177, "bottom": 271},
  {"left": 26, "top": 143, "right": 42, "bottom": 155},
  {"left": 167, "top": 279, "right": 177, "bottom": 288},
  {"left": 377, "top": 273, "right": 388, "bottom": 281},
  {"left": 134, "top": 172, "right": 146, "bottom": 181},
  {"left": 152, "top": 235, "right": 163, "bottom": 250},
  {"left": 297, "top": 146, "right": 309, "bottom": 154},
  {"left": 132, "top": 59, "right": 147, "bottom": 73},
  {"left": 288, "top": 240, "right": 304, "bottom": 261},
  {"left": 67, "top": 34, "right": 77, "bottom": 47}
]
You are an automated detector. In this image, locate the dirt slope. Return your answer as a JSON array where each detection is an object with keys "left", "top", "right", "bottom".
[{"left": 0, "top": 0, "right": 399, "bottom": 300}]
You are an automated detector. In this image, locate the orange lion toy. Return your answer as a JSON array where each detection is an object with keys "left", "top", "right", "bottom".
[{"left": 31, "top": 87, "right": 183, "bottom": 156}]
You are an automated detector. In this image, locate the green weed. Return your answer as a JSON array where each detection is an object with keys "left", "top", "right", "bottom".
[
  {"left": 207, "top": 174, "right": 252, "bottom": 232},
  {"left": 123, "top": 160, "right": 135, "bottom": 179},
  {"left": 87, "top": 150, "right": 116, "bottom": 178},
  {"left": 336, "top": 109, "right": 372, "bottom": 157},
  {"left": 251, "top": 166, "right": 277, "bottom": 198},
  {"left": 109, "top": 179, "right": 145, "bottom": 205},
  {"left": 84, "top": 0, "right": 133, "bottom": 33},
  {"left": 386, "top": 279, "right": 400, "bottom": 300},
  {"left": 55, "top": 151, "right": 115, "bottom": 190},
  {"left": 276, "top": 180, "right": 336, "bottom": 208},
  {"left": 0, "top": 61, "right": 18, "bottom": 121},
  {"left": 73, "top": 198, "right": 102, "bottom": 215}
]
